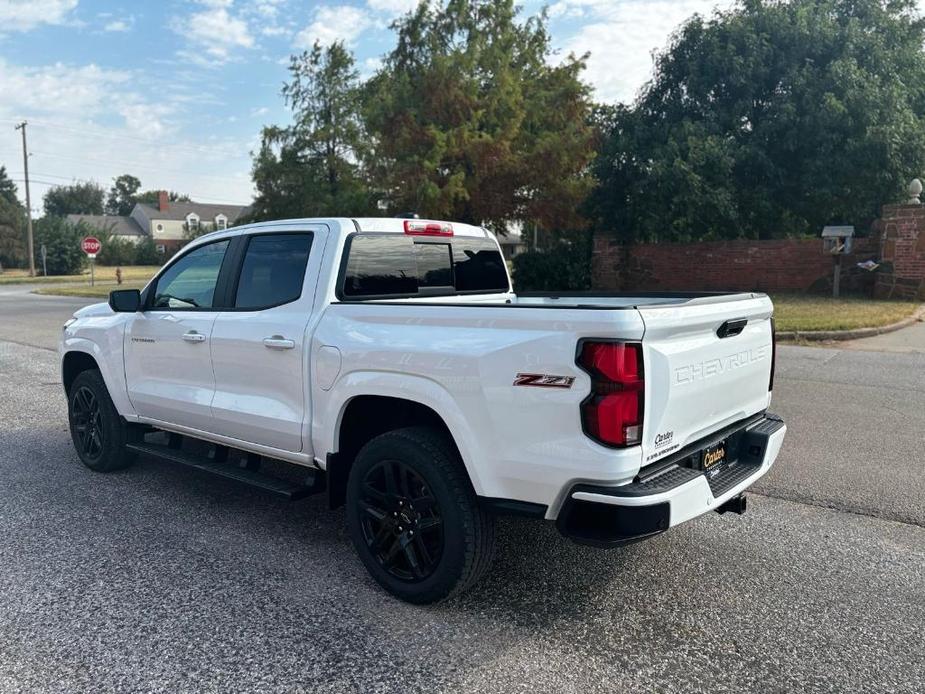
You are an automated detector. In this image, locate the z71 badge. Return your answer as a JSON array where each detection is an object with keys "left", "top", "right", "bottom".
[{"left": 513, "top": 373, "right": 576, "bottom": 389}]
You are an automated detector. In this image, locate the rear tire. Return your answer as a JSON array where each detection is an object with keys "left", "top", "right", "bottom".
[
  {"left": 67, "top": 370, "right": 137, "bottom": 472},
  {"left": 345, "top": 426, "right": 495, "bottom": 604}
]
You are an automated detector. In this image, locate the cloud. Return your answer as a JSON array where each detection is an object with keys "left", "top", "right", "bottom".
[
  {"left": 294, "top": 5, "right": 374, "bottom": 48},
  {"left": 103, "top": 18, "right": 133, "bottom": 32},
  {"left": 367, "top": 0, "right": 419, "bottom": 15},
  {"left": 172, "top": 1, "right": 255, "bottom": 65},
  {"left": 0, "top": 0, "right": 78, "bottom": 32},
  {"left": 0, "top": 59, "right": 254, "bottom": 206},
  {"left": 555, "top": 0, "right": 734, "bottom": 103}
]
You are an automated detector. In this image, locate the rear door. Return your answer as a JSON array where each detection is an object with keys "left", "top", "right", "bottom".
[
  {"left": 636, "top": 295, "right": 774, "bottom": 465},
  {"left": 124, "top": 238, "right": 231, "bottom": 431},
  {"left": 209, "top": 230, "right": 322, "bottom": 453}
]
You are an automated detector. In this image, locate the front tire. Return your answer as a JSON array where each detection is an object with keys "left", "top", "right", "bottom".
[
  {"left": 345, "top": 427, "right": 495, "bottom": 604},
  {"left": 68, "top": 370, "right": 137, "bottom": 472}
]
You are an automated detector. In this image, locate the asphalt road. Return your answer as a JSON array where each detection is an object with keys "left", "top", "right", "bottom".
[{"left": 0, "top": 289, "right": 922, "bottom": 693}]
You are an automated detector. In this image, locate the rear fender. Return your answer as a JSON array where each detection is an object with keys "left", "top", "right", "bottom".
[{"left": 315, "top": 371, "right": 485, "bottom": 495}]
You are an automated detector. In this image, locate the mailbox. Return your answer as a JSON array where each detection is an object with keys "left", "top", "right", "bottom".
[{"left": 822, "top": 225, "right": 854, "bottom": 255}]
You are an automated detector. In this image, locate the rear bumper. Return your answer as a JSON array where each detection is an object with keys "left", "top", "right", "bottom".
[{"left": 556, "top": 414, "right": 786, "bottom": 547}]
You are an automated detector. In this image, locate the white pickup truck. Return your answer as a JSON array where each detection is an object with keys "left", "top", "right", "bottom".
[{"left": 60, "top": 217, "right": 786, "bottom": 603}]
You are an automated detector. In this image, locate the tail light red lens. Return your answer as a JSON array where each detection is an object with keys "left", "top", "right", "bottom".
[
  {"left": 577, "top": 341, "right": 644, "bottom": 447},
  {"left": 404, "top": 219, "right": 454, "bottom": 236}
]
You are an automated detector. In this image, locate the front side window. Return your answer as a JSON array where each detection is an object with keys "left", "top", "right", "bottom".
[
  {"left": 234, "top": 233, "right": 313, "bottom": 309},
  {"left": 151, "top": 240, "right": 229, "bottom": 309}
]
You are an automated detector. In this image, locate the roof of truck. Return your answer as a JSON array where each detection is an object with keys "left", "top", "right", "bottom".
[{"left": 190, "top": 218, "right": 493, "bottom": 248}]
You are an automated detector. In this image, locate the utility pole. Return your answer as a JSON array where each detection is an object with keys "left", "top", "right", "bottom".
[{"left": 14, "top": 121, "right": 36, "bottom": 277}]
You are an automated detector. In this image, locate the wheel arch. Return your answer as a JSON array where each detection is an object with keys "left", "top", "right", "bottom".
[
  {"left": 324, "top": 389, "right": 481, "bottom": 509},
  {"left": 62, "top": 350, "right": 100, "bottom": 395},
  {"left": 61, "top": 338, "right": 136, "bottom": 418}
]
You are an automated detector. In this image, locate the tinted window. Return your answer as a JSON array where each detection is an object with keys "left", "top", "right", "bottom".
[
  {"left": 343, "top": 235, "right": 509, "bottom": 298},
  {"left": 453, "top": 239, "right": 509, "bottom": 292},
  {"left": 152, "top": 240, "right": 229, "bottom": 309},
  {"left": 235, "top": 234, "right": 313, "bottom": 309},
  {"left": 343, "top": 236, "right": 417, "bottom": 296},
  {"left": 414, "top": 243, "right": 453, "bottom": 288}
]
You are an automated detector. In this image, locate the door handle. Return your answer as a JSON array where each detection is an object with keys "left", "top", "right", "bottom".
[
  {"left": 263, "top": 336, "right": 295, "bottom": 350},
  {"left": 182, "top": 331, "right": 207, "bottom": 343}
]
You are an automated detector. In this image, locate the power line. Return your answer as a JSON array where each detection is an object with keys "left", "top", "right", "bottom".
[
  {"left": 28, "top": 150, "right": 251, "bottom": 184},
  {"left": 8, "top": 177, "right": 250, "bottom": 206},
  {"left": 0, "top": 117, "right": 254, "bottom": 157}
]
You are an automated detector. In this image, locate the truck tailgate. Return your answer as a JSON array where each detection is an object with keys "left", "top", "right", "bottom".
[{"left": 637, "top": 295, "right": 774, "bottom": 466}]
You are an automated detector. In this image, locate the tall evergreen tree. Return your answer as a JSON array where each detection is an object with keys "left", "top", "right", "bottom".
[
  {"left": 249, "top": 41, "right": 375, "bottom": 221},
  {"left": 0, "top": 167, "right": 26, "bottom": 268},
  {"left": 364, "top": 0, "right": 596, "bottom": 233}
]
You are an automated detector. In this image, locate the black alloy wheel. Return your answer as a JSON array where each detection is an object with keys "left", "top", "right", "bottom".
[
  {"left": 67, "top": 369, "right": 137, "bottom": 472},
  {"left": 345, "top": 427, "right": 496, "bottom": 604},
  {"left": 71, "top": 385, "right": 104, "bottom": 462},
  {"left": 358, "top": 458, "right": 444, "bottom": 581}
]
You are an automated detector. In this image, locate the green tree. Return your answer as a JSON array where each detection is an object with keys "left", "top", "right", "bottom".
[
  {"left": 249, "top": 41, "right": 375, "bottom": 221},
  {"left": 133, "top": 237, "right": 162, "bottom": 265},
  {"left": 0, "top": 165, "right": 19, "bottom": 206},
  {"left": 95, "top": 234, "right": 137, "bottom": 266},
  {"left": 0, "top": 167, "right": 26, "bottom": 269},
  {"left": 363, "top": 0, "right": 596, "bottom": 233},
  {"left": 590, "top": 0, "right": 925, "bottom": 242},
  {"left": 43, "top": 181, "right": 105, "bottom": 217},
  {"left": 135, "top": 190, "right": 191, "bottom": 205},
  {"left": 105, "top": 174, "right": 142, "bottom": 216},
  {"left": 33, "top": 217, "right": 86, "bottom": 275}
]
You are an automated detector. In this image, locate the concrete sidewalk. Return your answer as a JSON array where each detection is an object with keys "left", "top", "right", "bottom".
[{"left": 839, "top": 317, "right": 925, "bottom": 353}]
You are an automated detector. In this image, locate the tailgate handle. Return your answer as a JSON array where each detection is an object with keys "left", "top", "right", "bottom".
[{"left": 717, "top": 318, "right": 748, "bottom": 338}]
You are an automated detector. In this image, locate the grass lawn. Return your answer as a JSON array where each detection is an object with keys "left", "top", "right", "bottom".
[
  {"left": 0, "top": 265, "right": 160, "bottom": 285},
  {"left": 32, "top": 282, "right": 148, "bottom": 299},
  {"left": 771, "top": 295, "right": 921, "bottom": 332}
]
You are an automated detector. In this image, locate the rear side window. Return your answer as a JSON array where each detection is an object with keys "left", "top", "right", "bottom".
[
  {"left": 234, "top": 233, "right": 313, "bottom": 309},
  {"left": 453, "top": 239, "right": 509, "bottom": 292},
  {"left": 341, "top": 234, "right": 508, "bottom": 299}
]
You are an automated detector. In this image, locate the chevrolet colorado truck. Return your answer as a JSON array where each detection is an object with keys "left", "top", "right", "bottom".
[{"left": 60, "top": 217, "right": 786, "bottom": 603}]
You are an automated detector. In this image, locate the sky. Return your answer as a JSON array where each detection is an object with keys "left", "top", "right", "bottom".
[{"left": 0, "top": 0, "right": 744, "bottom": 211}]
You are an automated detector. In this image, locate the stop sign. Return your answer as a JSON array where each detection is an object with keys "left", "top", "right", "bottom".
[{"left": 81, "top": 236, "right": 101, "bottom": 255}]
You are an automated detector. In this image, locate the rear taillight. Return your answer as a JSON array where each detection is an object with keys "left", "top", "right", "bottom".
[
  {"left": 769, "top": 317, "right": 776, "bottom": 391},
  {"left": 404, "top": 219, "right": 453, "bottom": 236},
  {"left": 577, "top": 341, "right": 644, "bottom": 447}
]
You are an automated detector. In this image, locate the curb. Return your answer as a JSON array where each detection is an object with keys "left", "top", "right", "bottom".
[{"left": 777, "top": 304, "right": 925, "bottom": 343}]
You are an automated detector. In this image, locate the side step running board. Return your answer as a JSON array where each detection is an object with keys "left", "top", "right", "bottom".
[{"left": 127, "top": 442, "right": 325, "bottom": 500}]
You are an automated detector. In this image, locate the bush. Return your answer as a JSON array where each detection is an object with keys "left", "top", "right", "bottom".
[
  {"left": 95, "top": 235, "right": 136, "bottom": 266},
  {"left": 511, "top": 233, "right": 592, "bottom": 292},
  {"left": 33, "top": 217, "right": 86, "bottom": 275},
  {"left": 133, "top": 238, "right": 161, "bottom": 265}
]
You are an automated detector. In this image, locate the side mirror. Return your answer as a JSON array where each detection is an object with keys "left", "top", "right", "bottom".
[{"left": 109, "top": 289, "right": 141, "bottom": 313}]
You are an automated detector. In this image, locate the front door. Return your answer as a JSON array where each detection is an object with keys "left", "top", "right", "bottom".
[
  {"left": 124, "top": 239, "right": 231, "bottom": 431},
  {"left": 209, "top": 232, "right": 315, "bottom": 453}
]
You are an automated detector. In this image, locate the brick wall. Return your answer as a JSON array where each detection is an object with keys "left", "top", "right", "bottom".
[
  {"left": 592, "top": 235, "right": 880, "bottom": 294},
  {"left": 875, "top": 204, "right": 925, "bottom": 299}
]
